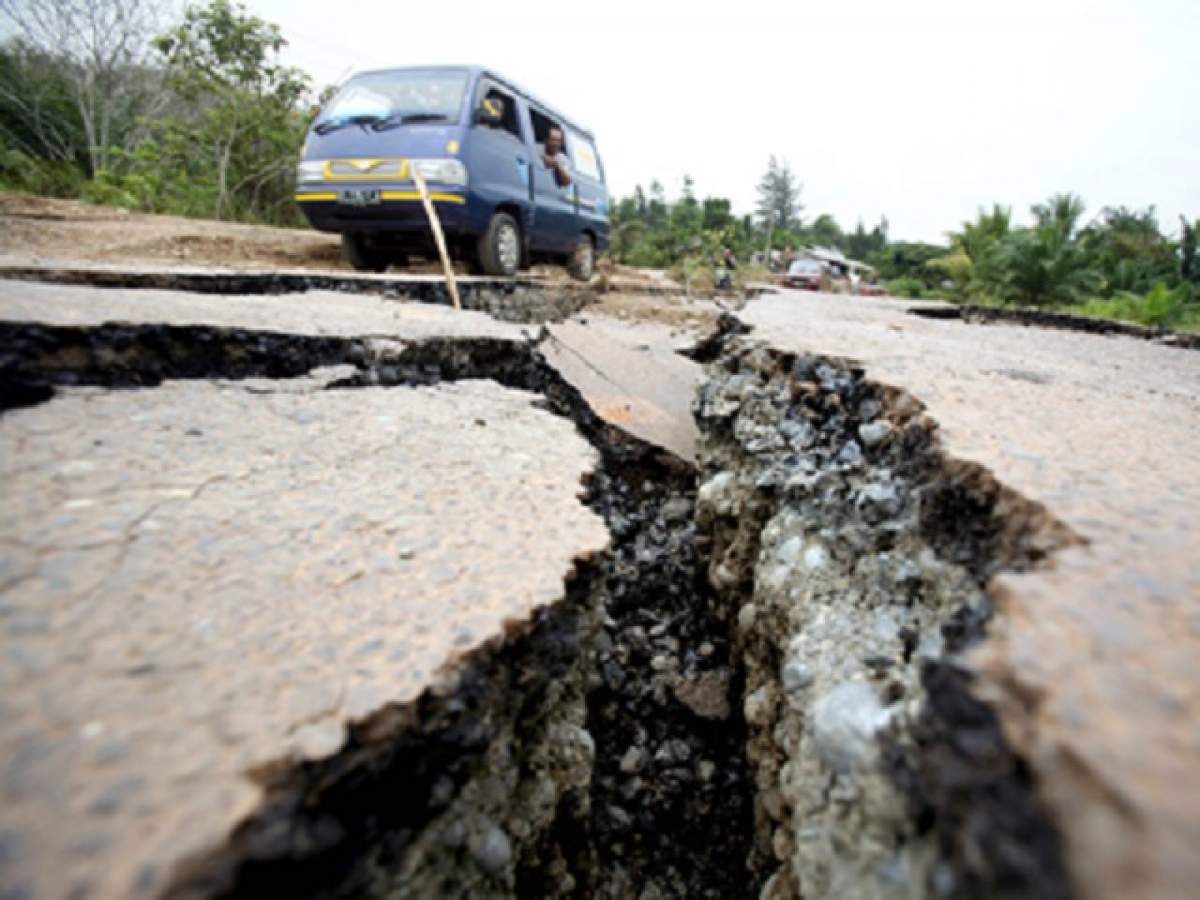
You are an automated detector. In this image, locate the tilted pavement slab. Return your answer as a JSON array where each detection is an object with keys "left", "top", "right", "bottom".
[
  {"left": 742, "top": 289, "right": 1200, "bottom": 899},
  {"left": 543, "top": 316, "right": 703, "bottom": 462}
]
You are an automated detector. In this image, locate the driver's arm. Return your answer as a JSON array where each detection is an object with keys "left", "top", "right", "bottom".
[{"left": 551, "top": 153, "right": 571, "bottom": 187}]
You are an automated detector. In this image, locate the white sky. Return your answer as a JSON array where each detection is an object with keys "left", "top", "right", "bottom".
[{"left": 246, "top": 0, "right": 1199, "bottom": 244}]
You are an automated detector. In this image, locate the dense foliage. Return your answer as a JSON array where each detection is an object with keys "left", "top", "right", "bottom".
[
  {"left": 931, "top": 194, "right": 1199, "bottom": 327},
  {"left": 610, "top": 171, "right": 1198, "bottom": 328},
  {"left": 1, "top": 0, "right": 310, "bottom": 224}
]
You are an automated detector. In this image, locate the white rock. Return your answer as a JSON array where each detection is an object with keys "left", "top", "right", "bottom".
[{"left": 811, "top": 681, "right": 891, "bottom": 774}]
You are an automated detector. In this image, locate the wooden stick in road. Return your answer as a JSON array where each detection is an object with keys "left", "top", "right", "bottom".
[{"left": 412, "top": 167, "right": 461, "bottom": 311}]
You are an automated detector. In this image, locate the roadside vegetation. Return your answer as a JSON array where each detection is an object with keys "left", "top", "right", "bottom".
[
  {"left": 610, "top": 170, "right": 1200, "bottom": 331},
  {"left": 2, "top": 0, "right": 1197, "bottom": 329},
  {"left": 0, "top": 0, "right": 310, "bottom": 226}
]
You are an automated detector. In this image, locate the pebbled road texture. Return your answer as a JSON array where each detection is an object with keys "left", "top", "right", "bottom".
[{"left": 743, "top": 289, "right": 1200, "bottom": 900}]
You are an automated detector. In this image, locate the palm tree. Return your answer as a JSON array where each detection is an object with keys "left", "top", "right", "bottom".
[
  {"left": 947, "top": 205, "right": 1011, "bottom": 298},
  {"left": 996, "top": 219, "right": 1101, "bottom": 307},
  {"left": 1032, "top": 193, "right": 1086, "bottom": 239}
]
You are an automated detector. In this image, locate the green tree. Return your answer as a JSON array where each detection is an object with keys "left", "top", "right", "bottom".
[
  {"left": 948, "top": 204, "right": 1012, "bottom": 298},
  {"left": 0, "top": 39, "right": 90, "bottom": 194},
  {"left": 869, "top": 241, "right": 948, "bottom": 283},
  {"left": 702, "top": 196, "right": 733, "bottom": 232},
  {"left": 995, "top": 195, "right": 1100, "bottom": 307},
  {"left": 807, "top": 213, "right": 843, "bottom": 248},
  {"left": 844, "top": 217, "right": 887, "bottom": 260},
  {"left": 1182, "top": 216, "right": 1198, "bottom": 285},
  {"left": 1032, "top": 192, "right": 1086, "bottom": 238},
  {"left": 0, "top": 40, "right": 86, "bottom": 168},
  {"left": 755, "top": 154, "right": 803, "bottom": 232},
  {"left": 137, "top": 0, "right": 309, "bottom": 222},
  {"left": 1079, "top": 205, "right": 1176, "bottom": 295},
  {"left": 0, "top": 0, "right": 168, "bottom": 175},
  {"left": 646, "top": 179, "right": 667, "bottom": 228},
  {"left": 680, "top": 174, "right": 697, "bottom": 206}
]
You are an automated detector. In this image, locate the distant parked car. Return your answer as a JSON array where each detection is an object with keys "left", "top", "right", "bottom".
[{"left": 782, "top": 258, "right": 826, "bottom": 291}]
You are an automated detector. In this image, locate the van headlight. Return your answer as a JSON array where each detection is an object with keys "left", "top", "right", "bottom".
[
  {"left": 296, "top": 160, "right": 325, "bottom": 184},
  {"left": 411, "top": 158, "right": 468, "bottom": 187}
]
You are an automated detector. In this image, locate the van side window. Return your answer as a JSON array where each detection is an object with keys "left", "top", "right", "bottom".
[
  {"left": 529, "top": 108, "right": 570, "bottom": 161},
  {"left": 567, "top": 128, "right": 600, "bottom": 181},
  {"left": 477, "top": 85, "right": 522, "bottom": 141}
]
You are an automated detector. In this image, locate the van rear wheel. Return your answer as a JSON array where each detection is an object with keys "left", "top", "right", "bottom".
[
  {"left": 568, "top": 234, "right": 595, "bottom": 281},
  {"left": 341, "top": 233, "right": 390, "bottom": 273},
  {"left": 478, "top": 212, "right": 521, "bottom": 277}
]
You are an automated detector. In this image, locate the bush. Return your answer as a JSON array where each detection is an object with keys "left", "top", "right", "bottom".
[
  {"left": 0, "top": 145, "right": 86, "bottom": 197},
  {"left": 737, "top": 261, "right": 771, "bottom": 290},
  {"left": 1075, "top": 282, "right": 1197, "bottom": 329},
  {"left": 887, "top": 276, "right": 925, "bottom": 298},
  {"left": 670, "top": 254, "right": 716, "bottom": 295}
]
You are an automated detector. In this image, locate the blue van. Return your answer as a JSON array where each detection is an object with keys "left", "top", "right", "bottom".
[{"left": 295, "top": 65, "right": 609, "bottom": 280}]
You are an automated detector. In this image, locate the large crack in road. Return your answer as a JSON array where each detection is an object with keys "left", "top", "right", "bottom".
[{"left": 5, "top": 278, "right": 1197, "bottom": 899}]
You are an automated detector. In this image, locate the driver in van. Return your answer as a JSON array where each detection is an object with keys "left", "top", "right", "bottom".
[
  {"left": 481, "top": 94, "right": 505, "bottom": 126},
  {"left": 541, "top": 126, "right": 572, "bottom": 188}
]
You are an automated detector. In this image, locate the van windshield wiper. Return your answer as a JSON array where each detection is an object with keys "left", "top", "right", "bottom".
[
  {"left": 370, "top": 112, "right": 450, "bottom": 131},
  {"left": 313, "top": 114, "right": 386, "bottom": 135}
]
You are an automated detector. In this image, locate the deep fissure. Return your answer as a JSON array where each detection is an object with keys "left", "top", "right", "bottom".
[
  {"left": 2, "top": 310, "right": 1076, "bottom": 898},
  {"left": 692, "top": 334, "right": 1077, "bottom": 898}
]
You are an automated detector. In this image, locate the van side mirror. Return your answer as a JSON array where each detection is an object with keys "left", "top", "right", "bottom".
[{"left": 474, "top": 98, "right": 503, "bottom": 127}]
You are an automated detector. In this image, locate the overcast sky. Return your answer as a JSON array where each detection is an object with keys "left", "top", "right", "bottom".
[{"left": 247, "top": 0, "right": 1199, "bottom": 245}]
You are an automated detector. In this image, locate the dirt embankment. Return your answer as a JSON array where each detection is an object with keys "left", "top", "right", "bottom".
[{"left": 0, "top": 192, "right": 347, "bottom": 270}]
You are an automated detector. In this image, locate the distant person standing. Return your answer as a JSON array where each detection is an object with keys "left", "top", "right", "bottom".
[{"left": 716, "top": 246, "right": 738, "bottom": 290}]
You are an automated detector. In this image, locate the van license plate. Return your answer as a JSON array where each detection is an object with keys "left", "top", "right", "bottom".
[{"left": 340, "top": 189, "right": 380, "bottom": 206}]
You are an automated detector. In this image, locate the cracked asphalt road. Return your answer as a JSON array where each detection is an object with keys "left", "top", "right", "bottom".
[
  {"left": 3, "top": 272, "right": 1198, "bottom": 899},
  {"left": 0, "top": 370, "right": 608, "bottom": 899},
  {"left": 742, "top": 288, "right": 1200, "bottom": 899}
]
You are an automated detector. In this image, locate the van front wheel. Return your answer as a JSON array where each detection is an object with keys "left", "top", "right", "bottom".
[
  {"left": 568, "top": 234, "right": 595, "bottom": 281},
  {"left": 478, "top": 212, "right": 521, "bottom": 277},
  {"left": 341, "top": 233, "right": 390, "bottom": 273}
]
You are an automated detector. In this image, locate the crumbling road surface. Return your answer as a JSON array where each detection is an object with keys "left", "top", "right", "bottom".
[
  {"left": 0, "top": 267, "right": 1198, "bottom": 900},
  {"left": 726, "top": 289, "right": 1200, "bottom": 899}
]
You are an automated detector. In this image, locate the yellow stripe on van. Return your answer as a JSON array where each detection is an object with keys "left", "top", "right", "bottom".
[
  {"left": 295, "top": 191, "right": 465, "bottom": 204},
  {"left": 379, "top": 191, "right": 466, "bottom": 204}
]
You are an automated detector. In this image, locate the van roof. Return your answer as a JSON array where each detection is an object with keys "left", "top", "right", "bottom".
[{"left": 349, "top": 64, "right": 595, "bottom": 141}]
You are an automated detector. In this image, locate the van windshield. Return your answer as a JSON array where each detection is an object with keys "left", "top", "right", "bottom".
[{"left": 319, "top": 70, "right": 469, "bottom": 130}]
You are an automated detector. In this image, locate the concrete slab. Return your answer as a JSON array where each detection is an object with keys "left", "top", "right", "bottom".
[
  {"left": 0, "top": 376, "right": 608, "bottom": 899},
  {"left": 741, "top": 289, "right": 1200, "bottom": 898},
  {"left": 0, "top": 280, "right": 703, "bottom": 461},
  {"left": 543, "top": 316, "right": 702, "bottom": 461},
  {"left": 0, "top": 277, "right": 526, "bottom": 341},
  {"left": 0, "top": 260, "right": 595, "bottom": 325}
]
